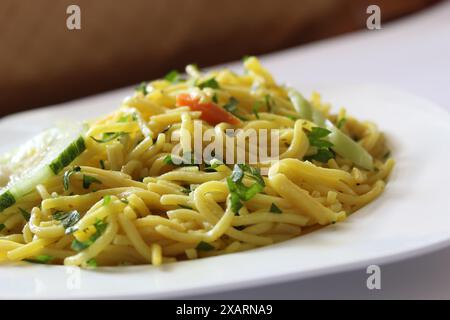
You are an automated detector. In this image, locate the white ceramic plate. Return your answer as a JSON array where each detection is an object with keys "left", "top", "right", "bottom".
[{"left": 0, "top": 83, "right": 449, "bottom": 299}]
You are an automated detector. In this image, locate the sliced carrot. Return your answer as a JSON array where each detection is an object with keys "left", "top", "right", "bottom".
[{"left": 176, "top": 93, "right": 241, "bottom": 126}]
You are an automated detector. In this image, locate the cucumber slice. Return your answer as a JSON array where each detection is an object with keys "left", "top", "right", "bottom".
[
  {"left": 0, "top": 125, "right": 86, "bottom": 212},
  {"left": 289, "top": 89, "right": 373, "bottom": 170}
]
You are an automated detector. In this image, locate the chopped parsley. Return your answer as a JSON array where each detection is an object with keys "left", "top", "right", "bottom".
[
  {"left": 196, "top": 241, "right": 215, "bottom": 251},
  {"left": 226, "top": 164, "right": 265, "bottom": 214},
  {"left": 212, "top": 93, "right": 219, "bottom": 103},
  {"left": 252, "top": 101, "right": 262, "bottom": 119},
  {"left": 135, "top": 82, "right": 148, "bottom": 95},
  {"left": 223, "top": 97, "right": 248, "bottom": 121},
  {"left": 25, "top": 255, "right": 54, "bottom": 264},
  {"left": 82, "top": 175, "right": 102, "bottom": 189},
  {"left": 63, "top": 166, "right": 81, "bottom": 191},
  {"left": 264, "top": 94, "right": 273, "bottom": 112},
  {"left": 304, "top": 127, "right": 335, "bottom": 163},
  {"left": 53, "top": 210, "right": 81, "bottom": 234},
  {"left": 269, "top": 203, "right": 282, "bottom": 214},
  {"left": 181, "top": 187, "right": 191, "bottom": 194},
  {"left": 337, "top": 117, "right": 347, "bottom": 129},
  {"left": 71, "top": 219, "right": 108, "bottom": 252},
  {"left": 86, "top": 258, "right": 97, "bottom": 268},
  {"left": 164, "top": 70, "right": 181, "bottom": 83},
  {"left": 197, "top": 78, "right": 220, "bottom": 90}
]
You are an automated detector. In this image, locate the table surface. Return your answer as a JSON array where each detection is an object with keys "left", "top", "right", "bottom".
[{"left": 189, "top": 1, "right": 450, "bottom": 300}]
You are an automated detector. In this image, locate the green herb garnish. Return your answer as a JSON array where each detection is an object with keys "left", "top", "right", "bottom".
[
  {"left": 304, "top": 127, "right": 335, "bottom": 163},
  {"left": 135, "top": 82, "right": 148, "bottom": 95},
  {"left": 226, "top": 164, "right": 265, "bottom": 214},
  {"left": 223, "top": 97, "right": 248, "bottom": 121},
  {"left": 197, "top": 78, "right": 220, "bottom": 90},
  {"left": 25, "top": 255, "right": 54, "bottom": 264},
  {"left": 196, "top": 241, "right": 215, "bottom": 251},
  {"left": 86, "top": 258, "right": 97, "bottom": 268},
  {"left": 82, "top": 175, "right": 102, "bottom": 189},
  {"left": 0, "top": 223, "right": 5, "bottom": 232},
  {"left": 53, "top": 210, "right": 81, "bottom": 233},
  {"left": 264, "top": 94, "right": 273, "bottom": 112},
  {"left": 71, "top": 219, "right": 108, "bottom": 252},
  {"left": 63, "top": 166, "right": 81, "bottom": 191},
  {"left": 252, "top": 101, "right": 261, "bottom": 119},
  {"left": 270, "top": 203, "right": 282, "bottom": 214},
  {"left": 337, "top": 118, "right": 347, "bottom": 129},
  {"left": 164, "top": 70, "right": 181, "bottom": 83}
]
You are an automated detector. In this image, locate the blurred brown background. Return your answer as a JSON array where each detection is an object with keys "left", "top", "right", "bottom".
[{"left": 0, "top": 0, "right": 441, "bottom": 117}]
